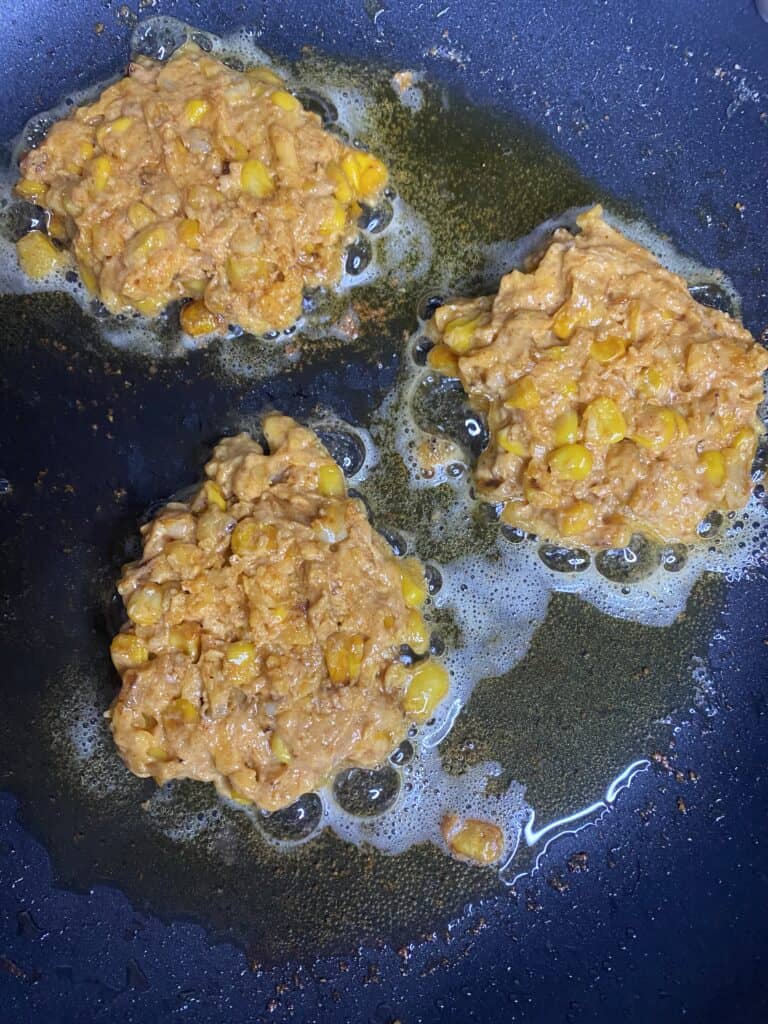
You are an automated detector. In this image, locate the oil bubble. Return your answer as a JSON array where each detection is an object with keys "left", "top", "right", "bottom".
[
  {"left": 257, "top": 793, "right": 323, "bottom": 842},
  {"left": 345, "top": 237, "right": 372, "bottom": 276},
  {"left": 294, "top": 90, "right": 338, "bottom": 125},
  {"left": 595, "top": 534, "right": 660, "bottom": 583},
  {"left": 315, "top": 427, "right": 367, "bottom": 476},
  {"left": 538, "top": 544, "right": 591, "bottom": 574},
  {"left": 661, "top": 543, "right": 688, "bottom": 572},
  {"left": 333, "top": 765, "right": 401, "bottom": 817},
  {"left": 358, "top": 200, "right": 393, "bottom": 234},
  {"left": 390, "top": 740, "right": 414, "bottom": 766}
]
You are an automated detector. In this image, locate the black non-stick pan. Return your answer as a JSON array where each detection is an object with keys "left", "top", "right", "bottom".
[{"left": 2, "top": 1, "right": 768, "bottom": 1021}]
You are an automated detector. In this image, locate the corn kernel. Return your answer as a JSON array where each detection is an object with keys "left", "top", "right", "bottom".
[
  {"left": 558, "top": 500, "right": 596, "bottom": 537},
  {"left": 632, "top": 407, "right": 679, "bottom": 452},
  {"left": 126, "top": 585, "right": 163, "bottom": 626},
  {"left": 541, "top": 345, "right": 570, "bottom": 361},
  {"left": 340, "top": 151, "right": 388, "bottom": 199},
  {"left": 222, "top": 135, "right": 249, "bottom": 161},
  {"left": 129, "top": 224, "right": 168, "bottom": 261},
  {"left": 497, "top": 427, "right": 527, "bottom": 456},
  {"left": 327, "top": 161, "right": 353, "bottom": 204},
  {"left": 110, "top": 633, "right": 149, "bottom": 669},
  {"left": 271, "top": 89, "right": 300, "bottom": 111},
  {"left": 400, "top": 557, "right": 427, "bottom": 608},
  {"left": 638, "top": 365, "right": 665, "bottom": 398},
  {"left": 269, "top": 603, "right": 290, "bottom": 623},
  {"left": 325, "top": 632, "right": 365, "bottom": 684},
  {"left": 425, "top": 343, "right": 459, "bottom": 376},
  {"left": 731, "top": 428, "right": 756, "bottom": 454},
  {"left": 503, "top": 376, "right": 540, "bottom": 410},
  {"left": 248, "top": 66, "right": 284, "bottom": 86},
  {"left": 442, "top": 314, "right": 483, "bottom": 355},
  {"left": 590, "top": 335, "right": 627, "bottom": 363},
  {"left": 15, "top": 177, "right": 48, "bottom": 202},
  {"left": 583, "top": 397, "right": 626, "bottom": 445},
  {"left": 442, "top": 815, "right": 504, "bottom": 864},
  {"left": 226, "top": 640, "right": 256, "bottom": 666},
  {"left": 78, "top": 262, "right": 98, "bottom": 294},
  {"left": 167, "top": 697, "right": 199, "bottom": 724},
  {"left": 548, "top": 443, "right": 593, "bottom": 481},
  {"left": 95, "top": 115, "right": 133, "bottom": 146},
  {"left": 165, "top": 541, "right": 199, "bottom": 570},
  {"left": 241, "top": 158, "right": 274, "bottom": 198},
  {"left": 46, "top": 213, "right": 68, "bottom": 242},
  {"left": 403, "top": 660, "right": 449, "bottom": 719},
  {"left": 552, "top": 409, "right": 579, "bottom": 446},
  {"left": 560, "top": 379, "right": 579, "bottom": 398},
  {"left": 552, "top": 305, "right": 580, "bottom": 340},
  {"left": 184, "top": 98, "right": 210, "bottom": 125},
  {"left": 402, "top": 608, "right": 430, "bottom": 655},
  {"left": 270, "top": 733, "right": 292, "bottom": 763},
  {"left": 226, "top": 254, "right": 272, "bottom": 289},
  {"left": 147, "top": 743, "right": 168, "bottom": 761},
  {"left": 168, "top": 622, "right": 201, "bottom": 660},
  {"left": 89, "top": 154, "right": 112, "bottom": 191},
  {"left": 180, "top": 299, "right": 218, "bottom": 337},
  {"left": 178, "top": 218, "right": 200, "bottom": 248},
  {"left": 320, "top": 199, "right": 348, "bottom": 236},
  {"left": 16, "top": 231, "right": 66, "bottom": 279},
  {"left": 318, "top": 462, "right": 346, "bottom": 498},
  {"left": 699, "top": 450, "right": 726, "bottom": 486},
  {"left": 203, "top": 480, "right": 227, "bottom": 511},
  {"left": 231, "top": 517, "right": 268, "bottom": 555},
  {"left": 128, "top": 202, "right": 155, "bottom": 230},
  {"left": 134, "top": 296, "right": 165, "bottom": 317}
]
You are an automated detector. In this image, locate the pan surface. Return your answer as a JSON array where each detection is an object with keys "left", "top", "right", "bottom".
[{"left": 1, "top": 1, "right": 768, "bottom": 1021}]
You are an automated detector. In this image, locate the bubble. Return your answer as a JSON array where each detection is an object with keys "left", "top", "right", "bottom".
[
  {"left": 689, "top": 282, "right": 735, "bottom": 316},
  {"left": 501, "top": 524, "right": 528, "bottom": 543},
  {"left": 595, "top": 535, "right": 661, "bottom": 583},
  {"left": 661, "top": 543, "right": 688, "bottom": 572},
  {"left": 411, "top": 336, "right": 433, "bottom": 366},
  {"left": 315, "top": 427, "right": 367, "bottom": 476},
  {"left": 345, "top": 237, "right": 372, "bottom": 276},
  {"left": 294, "top": 90, "right": 339, "bottom": 126},
  {"left": 257, "top": 793, "right": 323, "bottom": 842},
  {"left": 332, "top": 765, "right": 401, "bottom": 817},
  {"left": 538, "top": 544, "right": 591, "bottom": 574},
  {"left": 417, "top": 293, "right": 444, "bottom": 321},
  {"left": 358, "top": 199, "right": 393, "bottom": 234},
  {"left": 390, "top": 741, "right": 414, "bottom": 766},
  {"left": 697, "top": 510, "right": 723, "bottom": 538},
  {"left": 131, "top": 18, "right": 189, "bottom": 60},
  {"left": 424, "top": 563, "right": 443, "bottom": 594}
]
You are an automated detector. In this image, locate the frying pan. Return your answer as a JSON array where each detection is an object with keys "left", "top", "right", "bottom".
[{"left": 2, "top": 0, "right": 768, "bottom": 1021}]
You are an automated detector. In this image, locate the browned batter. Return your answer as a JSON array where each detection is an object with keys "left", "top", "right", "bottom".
[
  {"left": 428, "top": 206, "right": 768, "bottom": 547},
  {"left": 109, "top": 415, "right": 448, "bottom": 811},
  {"left": 15, "top": 43, "right": 388, "bottom": 337}
]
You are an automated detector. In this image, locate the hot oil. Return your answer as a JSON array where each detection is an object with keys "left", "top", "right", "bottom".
[{"left": 0, "top": 15, "right": 760, "bottom": 960}]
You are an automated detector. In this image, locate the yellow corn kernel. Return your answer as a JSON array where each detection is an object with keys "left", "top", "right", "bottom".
[
  {"left": 178, "top": 218, "right": 200, "bottom": 248},
  {"left": 165, "top": 541, "right": 199, "bottom": 569},
  {"left": 427, "top": 343, "right": 460, "bottom": 376},
  {"left": 325, "top": 632, "right": 366, "bottom": 684},
  {"left": 126, "top": 585, "right": 163, "bottom": 627},
  {"left": 341, "top": 151, "right": 388, "bottom": 199},
  {"left": 327, "top": 161, "right": 353, "bottom": 204},
  {"left": 590, "top": 335, "right": 627, "bottom": 363},
  {"left": 222, "top": 135, "right": 249, "bottom": 161},
  {"left": 560, "top": 379, "right": 578, "bottom": 398},
  {"left": 128, "top": 202, "right": 155, "bottom": 230},
  {"left": 496, "top": 427, "right": 527, "bottom": 456},
  {"left": 184, "top": 98, "right": 210, "bottom": 125},
  {"left": 548, "top": 443, "right": 593, "bottom": 481},
  {"left": 552, "top": 410, "right": 579, "bottom": 446},
  {"left": 442, "top": 815, "right": 504, "bottom": 865},
  {"left": 269, "top": 603, "right": 290, "bottom": 623},
  {"left": 231, "top": 517, "right": 268, "bottom": 555},
  {"left": 271, "top": 89, "right": 300, "bottom": 111},
  {"left": 699, "top": 450, "right": 726, "bottom": 486},
  {"left": 504, "top": 376, "right": 540, "bottom": 410},
  {"left": 78, "top": 262, "right": 98, "bottom": 293},
  {"left": 168, "top": 622, "right": 201, "bottom": 660},
  {"left": 47, "top": 213, "right": 68, "bottom": 242},
  {"left": 400, "top": 557, "right": 427, "bottom": 608},
  {"left": 16, "top": 231, "right": 66, "bottom": 279},
  {"left": 317, "top": 462, "right": 346, "bottom": 498},
  {"left": 270, "top": 733, "right": 292, "bottom": 763},
  {"left": 583, "top": 397, "right": 626, "bottom": 445},
  {"left": 147, "top": 743, "right": 168, "bottom": 761},
  {"left": 638, "top": 365, "right": 665, "bottom": 398},
  {"left": 226, "top": 254, "right": 272, "bottom": 289},
  {"left": 273, "top": 132, "right": 298, "bottom": 171},
  {"left": 110, "top": 633, "right": 149, "bottom": 669},
  {"left": 95, "top": 115, "right": 133, "bottom": 146},
  {"left": 226, "top": 641, "right": 256, "bottom": 667},
  {"left": 181, "top": 277, "right": 207, "bottom": 298},
  {"left": 241, "top": 158, "right": 274, "bottom": 198},
  {"left": 552, "top": 305, "right": 580, "bottom": 340},
  {"left": 203, "top": 480, "right": 227, "bottom": 511},
  {"left": 320, "top": 199, "right": 348, "bottom": 236},
  {"left": 541, "top": 344, "right": 570, "bottom": 361},
  {"left": 132, "top": 225, "right": 168, "bottom": 259},
  {"left": 89, "top": 154, "right": 112, "bottom": 191},
  {"left": 671, "top": 410, "right": 689, "bottom": 438},
  {"left": 180, "top": 299, "right": 218, "bottom": 337},
  {"left": 442, "top": 314, "right": 483, "bottom": 355},
  {"left": 248, "top": 65, "right": 284, "bottom": 86},
  {"left": 402, "top": 608, "right": 430, "bottom": 655},
  {"left": 731, "top": 428, "right": 756, "bottom": 454},
  {"left": 558, "top": 500, "right": 596, "bottom": 537},
  {"left": 167, "top": 698, "right": 199, "bottom": 724},
  {"left": 15, "top": 177, "right": 48, "bottom": 202},
  {"left": 134, "top": 296, "right": 165, "bottom": 317},
  {"left": 403, "top": 660, "right": 449, "bottom": 719},
  {"left": 632, "top": 407, "right": 680, "bottom": 453}
]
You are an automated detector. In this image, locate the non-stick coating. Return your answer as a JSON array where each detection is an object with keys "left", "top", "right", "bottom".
[{"left": 2, "top": 1, "right": 768, "bottom": 1022}]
